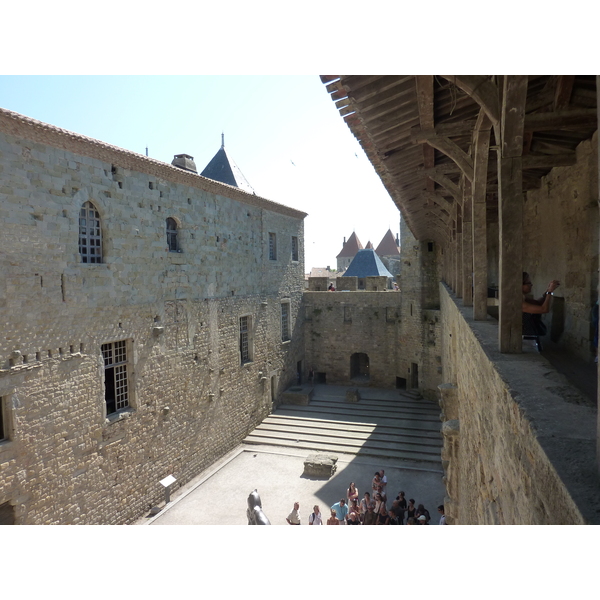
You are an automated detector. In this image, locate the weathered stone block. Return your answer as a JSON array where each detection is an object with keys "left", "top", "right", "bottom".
[
  {"left": 345, "top": 388, "right": 360, "bottom": 402},
  {"left": 303, "top": 453, "right": 338, "bottom": 478}
]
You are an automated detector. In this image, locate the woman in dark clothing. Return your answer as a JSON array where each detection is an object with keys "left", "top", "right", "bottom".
[{"left": 406, "top": 498, "right": 416, "bottom": 521}]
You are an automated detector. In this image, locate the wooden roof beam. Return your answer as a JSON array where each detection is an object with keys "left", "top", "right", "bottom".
[{"left": 440, "top": 76, "right": 501, "bottom": 127}]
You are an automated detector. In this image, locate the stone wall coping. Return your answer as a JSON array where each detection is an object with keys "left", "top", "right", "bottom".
[
  {"left": 0, "top": 107, "right": 307, "bottom": 220},
  {"left": 441, "top": 283, "right": 600, "bottom": 524}
]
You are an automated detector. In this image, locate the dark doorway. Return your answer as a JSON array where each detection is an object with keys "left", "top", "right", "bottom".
[
  {"left": 351, "top": 353, "right": 370, "bottom": 381},
  {"left": 316, "top": 372, "right": 327, "bottom": 384},
  {"left": 0, "top": 502, "right": 15, "bottom": 525},
  {"left": 271, "top": 375, "right": 277, "bottom": 405},
  {"left": 296, "top": 360, "right": 302, "bottom": 385},
  {"left": 411, "top": 363, "right": 419, "bottom": 389},
  {"left": 396, "top": 377, "right": 407, "bottom": 390}
]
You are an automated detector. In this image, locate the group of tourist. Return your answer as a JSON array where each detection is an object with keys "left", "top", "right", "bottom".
[{"left": 286, "top": 469, "right": 447, "bottom": 525}]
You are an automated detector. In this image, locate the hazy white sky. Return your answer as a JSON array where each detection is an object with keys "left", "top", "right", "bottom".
[{"left": 0, "top": 75, "right": 401, "bottom": 271}]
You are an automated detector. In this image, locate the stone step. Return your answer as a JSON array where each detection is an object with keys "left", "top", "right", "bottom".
[
  {"left": 276, "top": 405, "right": 441, "bottom": 426},
  {"left": 307, "top": 398, "right": 440, "bottom": 413},
  {"left": 263, "top": 413, "right": 442, "bottom": 437},
  {"left": 242, "top": 434, "right": 441, "bottom": 463},
  {"left": 300, "top": 403, "right": 441, "bottom": 421},
  {"left": 253, "top": 421, "right": 442, "bottom": 448}
]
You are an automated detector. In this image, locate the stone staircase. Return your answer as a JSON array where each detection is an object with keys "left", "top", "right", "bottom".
[{"left": 243, "top": 385, "right": 442, "bottom": 466}]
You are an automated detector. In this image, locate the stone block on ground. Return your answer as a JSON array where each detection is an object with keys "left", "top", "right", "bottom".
[
  {"left": 345, "top": 388, "right": 361, "bottom": 402},
  {"left": 281, "top": 385, "right": 313, "bottom": 405},
  {"left": 303, "top": 453, "right": 338, "bottom": 478}
]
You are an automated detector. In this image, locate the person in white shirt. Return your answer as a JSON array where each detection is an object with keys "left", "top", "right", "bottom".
[
  {"left": 286, "top": 502, "right": 301, "bottom": 525},
  {"left": 309, "top": 505, "right": 323, "bottom": 525},
  {"left": 438, "top": 504, "right": 447, "bottom": 525},
  {"left": 379, "top": 469, "right": 388, "bottom": 501}
]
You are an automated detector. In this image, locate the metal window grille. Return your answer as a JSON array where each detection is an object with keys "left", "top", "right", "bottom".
[
  {"left": 281, "top": 303, "right": 290, "bottom": 341},
  {"left": 269, "top": 232, "right": 276, "bottom": 260},
  {"left": 101, "top": 340, "right": 129, "bottom": 414},
  {"left": 166, "top": 218, "right": 178, "bottom": 252},
  {"left": 291, "top": 236, "right": 298, "bottom": 261},
  {"left": 240, "top": 316, "right": 250, "bottom": 363},
  {"left": 79, "top": 201, "right": 103, "bottom": 263}
]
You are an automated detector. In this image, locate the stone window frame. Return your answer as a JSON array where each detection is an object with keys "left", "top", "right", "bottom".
[
  {"left": 79, "top": 201, "right": 103, "bottom": 264},
  {"left": 101, "top": 340, "right": 134, "bottom": 419},
  {"left": 0, "top": 395, "right": 13, "bottom": 444},
  {"left": 291, "top": 236, "right": 299, "bottom": 262},
  {"left": 281, "top": 300, "right": 291, "bottom": 342},
  {"left": 166, "top": 217, "right": 180, "bottom": 252},
  {"left": 268, "top": 232, "right": 277, "bottom": 261},
  {"left": 344, "top": 305, "right": 353, "bottom": 323},
  {"left": 240, "top": 314, "right": 254, "bottom": 364}
]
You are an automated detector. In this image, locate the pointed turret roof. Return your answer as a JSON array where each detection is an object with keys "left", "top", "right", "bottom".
[
  {"left": 336, "top": 232, "right": 363, "bottom": 259},
  {"left": 200, "top": 134, "right": 255, "bottom": 194},
  {"left": 365, "top": 241, "right": 374, "bottom": 249},
  {"left": 375, "top": 229, "right": 400, "bottom": 257},
  {"left": 342, "top": 249, "right": 393, "bottom": 278}
]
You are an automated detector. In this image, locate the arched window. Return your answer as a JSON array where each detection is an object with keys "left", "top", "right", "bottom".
[
  {"left": 166, "top": 218, "right": 178, "bottom": 252},
  {"left": 79, "top": 201, "right": 103, "bottom": 263}
]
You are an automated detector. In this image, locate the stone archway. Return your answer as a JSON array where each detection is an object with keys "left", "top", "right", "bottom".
[{"left": 350, "top": 352, "right": 369, "bottom": 381}]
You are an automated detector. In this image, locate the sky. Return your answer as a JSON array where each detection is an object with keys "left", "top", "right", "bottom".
[{"left": 0, "top": 75, "right": 402, "bottom": 271}]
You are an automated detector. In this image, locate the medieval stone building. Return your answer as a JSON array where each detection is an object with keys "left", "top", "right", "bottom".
[
  {"left": 322, "top": 75, "right": 600, "bottom": 524},
  {"left": 0, "top": 107, "right": 305, "bottom": 524}
]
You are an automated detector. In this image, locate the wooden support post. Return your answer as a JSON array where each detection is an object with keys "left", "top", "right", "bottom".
[
  {"left": 455, "top": 202, "right": 463, "bottom": 298},
  {"left": 472, "top": 110, "right": 491, "bottom": 320},
  {"left": 462, "top": 178, "right": 473, "bottom": 306},
  {"left": 498, "top": 76, "right": 528, "bottom": 353}
]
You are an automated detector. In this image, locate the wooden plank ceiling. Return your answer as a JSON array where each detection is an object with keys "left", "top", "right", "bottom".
[{"left": 322, "top": 75, "right": 597, "bottom": 244}]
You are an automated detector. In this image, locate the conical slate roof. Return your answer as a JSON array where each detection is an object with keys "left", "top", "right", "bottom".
[
  {"left": 200, "top": 136, "right": 254, "bottom": 194},
  {"left": 342, "top": 249, "right": 393, "bottom": 278},
  {"left": 336, "top": 232, "right": 363, "bottom": 259},
  {"left": 375, "top": 229, "right": 400, "bottom": 256},
  {"left": 365, "top": 240, "right": 374, "bottom": 249}
]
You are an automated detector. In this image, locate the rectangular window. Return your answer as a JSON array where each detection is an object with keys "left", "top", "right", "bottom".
[
  {"left": 269, "top": 232, "right": 277, "bottom": 260},
  {"left": 281, "top": 301, "right": 291, "bottom": 342},
  {"left": 0, "top": 397, "right": 6, "bottom": 442},
  {"left": 101, "top": 341, "right": 130, "bottom": 415},
  {"left": 291, "top": 236, "right": 299, "bottom": 262},
  {"left": 240, "top": 315, "right": 253, "bottom": 364}
]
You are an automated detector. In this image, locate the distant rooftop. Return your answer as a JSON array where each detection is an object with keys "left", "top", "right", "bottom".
[
  {"left": 200, "top": 134, "right": 255, "bottom": 194},
  {"left": 342, "top": 249, "right": 393, "bottom": 278},
  {"left": 336, "top": 231, "right": 363, "bottom": 258},
  {"left": 375, "top": 229, "right": 400, "bottom": 256}
]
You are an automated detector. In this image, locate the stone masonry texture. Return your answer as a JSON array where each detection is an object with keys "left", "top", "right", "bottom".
[{"left": 0, "top": 109, "right": 306, "bottom": 524}]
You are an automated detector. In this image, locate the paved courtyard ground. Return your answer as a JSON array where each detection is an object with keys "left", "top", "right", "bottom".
[{"left": 138, "top": 443, "right": 446, "bottom": 525}]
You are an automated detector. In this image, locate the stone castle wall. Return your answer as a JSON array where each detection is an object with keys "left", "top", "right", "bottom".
[
  {"left": 440, "top": 285, "right": 594, "bottom": 524},
  {"left": 302, "top": 220, "right": 442, "bottom": 395},
  {"left": 0, "top": 111, "right": 305, "bottom": 524}
]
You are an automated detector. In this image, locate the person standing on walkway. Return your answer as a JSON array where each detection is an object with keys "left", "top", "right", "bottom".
[
  {"left": 309, "top": 505, "right": 323, "bottom": 525},
  {"left": 286, "top": 501, "right": 301, "bottom": 525},
  {"left": 363, "top": 504, "right": 377, "bottom": 525},
  {"left": 372, "top": 472, "right": 382, "bottom": 499},
  {"left": 347, "top": 482, "right": 359, "bottom": 506},
  {"left": 379, "top": 469, "right": 388, "bottom": 501},
  {"left": 327, "top": 509, "right": 339, "bottom": 525},
  {"left": 438, "top": 505, "right": 447, "bottom": 525},
  {"left": 359, "top": 492, "right": 373, "bottom": 522},
  {"left": 331, "top": 498, "right": 348, "bottom": 524}
]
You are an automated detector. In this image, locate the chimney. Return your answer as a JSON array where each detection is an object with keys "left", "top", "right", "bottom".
[{"left": 395, "top": 233, "right": 400, "bottom": 246}]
